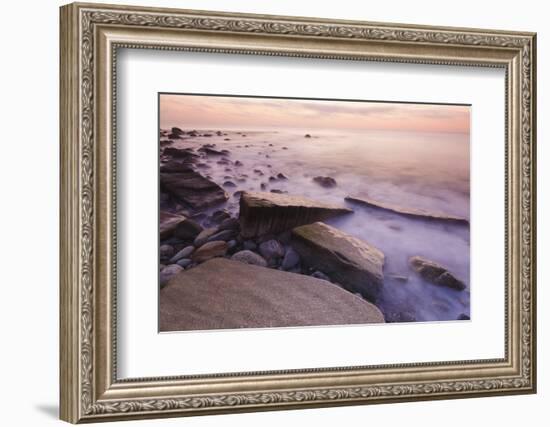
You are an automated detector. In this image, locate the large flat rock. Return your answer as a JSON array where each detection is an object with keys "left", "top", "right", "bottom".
[
  {"left": 345, "top": 195, "right": 469, "bottom": 225},
  {"left": 291, "top": 222, "right": 385, "bottom": 302},
  {"left": 239, "top": 191, "right": 353, "bottom": 238},
  {"left": 160, "top": 258, "right": 384, "bottom": 331},
  {"left": 160, "top": 170, "right": 228, "bottom": 209}
]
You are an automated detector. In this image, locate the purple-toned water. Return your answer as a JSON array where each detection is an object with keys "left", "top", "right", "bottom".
[{"left": 164, "top": 128, "right": 470, "bottom": 322}]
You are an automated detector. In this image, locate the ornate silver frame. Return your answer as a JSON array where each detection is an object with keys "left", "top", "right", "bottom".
[{"left": 60, "top": 2, "right": 537, "bottom": 423}]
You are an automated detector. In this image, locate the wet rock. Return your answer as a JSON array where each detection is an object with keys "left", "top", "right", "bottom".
[
  {"left": 282, "top": 147, "right": 288, "bottom": 150},
  {"left": 160, "top": 244, "right": 175, "bottom": 260},
  {"left": 176, "top": 258, "right": 192, "bottom": 268},
  {"left": 160, "top": 258, "right": 384, "bottom": 331},
  {"left": 218, "top": 217, "right": 240, "bottom": 231},
  {"left": 169, "top": 246, "right": 195, "bottom": 263},
  {"left": 224, "top": 138, "right": 230, "bottom": 141},
  {"left": 163, "top": 147, "right": 198, "bottom": 160},
  {"left": 345, "top": 196, "right": 469, "bottom": 225},
  {"left": 268, "top": 176, "right": 277, "bottom": 182},
  {"left": 253, "top": 169, "right": 264, "bottom": 176},
  {"left": 231, "top": 250, "right": 268, "bottom": 267},
  {"left": 304, "top": 134, "right": 311, "bottom": 138},
  {"left": 160, "top": 211, "right": 187, "bottom": 239},
  {"left": 457, "top": 313, "right": 470, "bottom": 320},
  {"left": 207, "top": 229, "right": 236, "bottom": 243},
  {"left": 233, "top": 191, "right": 243, "bottom": 199},
  {"left": 239, "top": 191, "right": 353, "bottom": 238},
  {"left": 282, "top": 247, "right": 300, "bottom": 270},
  {"left": 199, "top": 146, "right": 224, "bottom": 155},
  {"left": 173, "top": 218, "right": 202, "bottom": 240},
  {"left": 196, "top": 163, "right": 210, "bottom": 169},
  {"left": 389, "top": 274, "right": 409, "bottom": 283},
  {"left": 276, "top": 173, "right": 288, "bottom": 180},
  {"left": 171, "top": 127, "right": 184, "bottom": 136},
  {"left": 270, "top": 189, "right": 287, "bottom": 194},
  {"left": 291, "top": 222, "right": 385, "bottom": 302},
  {"left": 223, "top": 180, "right": 237, "bottom": 188},
  {"left": 258, "top": 239, "right": 285, "bottom": 260},
  {"left": 160, "top": 170, "right": 228, "bottom": 209},
  {"left": 227, "top": 240, "right": 237, "bottom": 250},
  {"left": 160, "top": 264, "right": 184, "bottom": 287},
  {"left": 216, "top": 131, "right": 222, "bottom": 136},
  {"left": 235, "top": 160, "right": 243, "bottom": 166},
  {"left": 260, "top": 183, "right": 267, "bottom": 190},
  {"left": 313, "top": 176, "right": 337, "bottom": 188},
  {"left": 194, "top": 227, "right": 219, "bottom": 247},
  {"left": 210, "top": 210, "right": 231, "bottom": 223},
  {"left": 192, "top": 240, "right": 228, "bottom": 263},
  {"left": 409, "top": 256, "right": 466, "bottom": 291}
]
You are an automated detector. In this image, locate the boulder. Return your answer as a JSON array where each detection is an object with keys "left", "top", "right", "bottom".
[
  {"left": 408, "top": 256, "right": 466, "bottom": 291},
  {"left": 239, "top": 191, "right": 353, "bottom": 238},
  {"left": 291, "top": 222, "right": 385, "bottom": 302},
  {"left": 173, "top": 217, "right": 203, "bottom": 240},
  {"left": 192, "top": 240, "right": 228, "bottom": 263},
  {"left": 345, "top": 195, "right": 469, "bottom": 225},
  {"left": 160, "top": 170, "right": 228, "bottom": 209},
  {"left": 160, "top": 258, "right": 385, "bottom": 331},
  {"left": 231, "top": 250, "right": 268, "bottom": 267}
]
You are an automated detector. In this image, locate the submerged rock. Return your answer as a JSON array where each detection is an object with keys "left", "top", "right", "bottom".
[
  {"left": 345, "top": 195, "right": 469, "bottom": 225},
  {"left": 409, "top": 256, "right": 466, "bottom": 291},
  {"left": 313, "top": 176, "right": 337, "bottom": 188},
  {"left": 238, "top": 191, "right": 353, "bottom": 238},
  {"left": 231, "top": 250, "right": 268, "bottom": 267},
  {"left": 291, "top": 222, "right": 385, "bottom": 302},
  {"left": 159, "top": 258, "right": 384, "bottom": 331},
  {"left": 160, "top": 170, "right": 228, "bottom": 209}
]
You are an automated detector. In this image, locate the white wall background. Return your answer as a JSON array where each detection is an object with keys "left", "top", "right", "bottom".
[{"left": 0, "top": 0, "right": 545, "bottom": 426}]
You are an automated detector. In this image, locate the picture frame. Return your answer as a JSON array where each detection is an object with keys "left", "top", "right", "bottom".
[{"left": 59, "top": 2, "right": 537, "bottom": 423}]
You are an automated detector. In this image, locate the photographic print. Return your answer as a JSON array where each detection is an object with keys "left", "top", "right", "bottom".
[{"left": 158, "top": 94, "right": 470, "bottom": 332}]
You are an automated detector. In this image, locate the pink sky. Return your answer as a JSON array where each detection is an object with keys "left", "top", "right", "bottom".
[{"left": 160, "top": 94, "right": 470, "bottom": 134}]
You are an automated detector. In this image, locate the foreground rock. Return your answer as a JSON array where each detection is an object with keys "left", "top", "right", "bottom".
[
  {"left": 345, "top": 195, "right": 469, "bottom": 225},
  {"left": 239, "top": 191, "right": 353, "bottom": 238},
  {"left": 160, "top": 170, "right": 228, "bottom": 209},
  {"left": 160, "top": 258, "right": 384, "bottom": 331},
  {"left": 291, "top": 222, "right": 385, "bottom": 302},
  {"left": 409, "top": 256, "right": 466, "bottom": 291}
]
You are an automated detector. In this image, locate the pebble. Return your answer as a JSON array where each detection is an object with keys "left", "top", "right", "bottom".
[
  {"left": 159, "top": 244, "right": 175, "bottom": 259},
  {"left": 258, "top": 239, "right": 285, "bottom": 260},
  {"left": 176, "top": 258, "right": 192, "bottom": 268},
  {"left": 169, "top": 245, "right": 195, "bottom": 263},
  {"left": 194, "top": 227, "right": 218, "bottom": 247},
  {"left": 281, "top": 247, "right": 300, "bottom": 270},
  {"left": 231, "top": 250, "right": 268, "bottom": 267}
]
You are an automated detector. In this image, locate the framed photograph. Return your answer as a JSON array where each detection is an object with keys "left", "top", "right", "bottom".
[{"left": 60, "top": 2, "right": 537, "bottom": 423}]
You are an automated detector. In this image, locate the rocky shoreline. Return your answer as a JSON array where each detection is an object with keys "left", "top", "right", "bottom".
[{"left": 159, "top": 127, "right": 470, "bottom": 328}]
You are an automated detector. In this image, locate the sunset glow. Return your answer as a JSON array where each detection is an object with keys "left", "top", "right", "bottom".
[{"left": 160, "top": 94, "right": 470, "bottom": 134}]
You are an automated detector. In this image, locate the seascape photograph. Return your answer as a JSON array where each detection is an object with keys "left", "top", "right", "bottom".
[{"left": 157, "top": 93, "right": 471, "bottom": 332}]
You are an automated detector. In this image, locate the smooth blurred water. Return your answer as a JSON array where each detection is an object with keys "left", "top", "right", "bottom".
[{"left": 165, "top": 128, "right": 470, "bottom": 322}]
